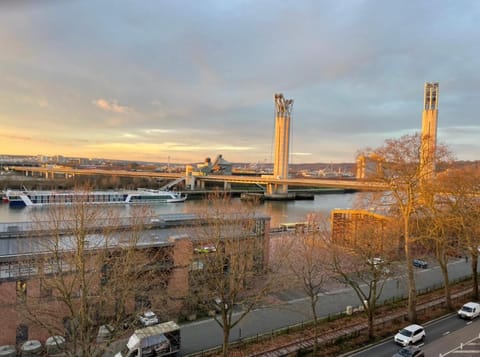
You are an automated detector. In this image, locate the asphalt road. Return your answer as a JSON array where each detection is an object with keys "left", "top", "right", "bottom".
[
  {"left": 180, "top": 258, "right": 476, "bottom": 355},
  {"left": 349, "top": 314, "right": 477, "bottom": 357},
  {"left": 422, "top": 315, "right": 480, "bottom": 356}
]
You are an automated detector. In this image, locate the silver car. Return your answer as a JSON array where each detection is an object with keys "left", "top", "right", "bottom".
[
  {"left": 394, "top": 324, "right": 425, "bottom": 346},
  {"left": 139, "top": 310, "right": 159, "bottom": 326}
]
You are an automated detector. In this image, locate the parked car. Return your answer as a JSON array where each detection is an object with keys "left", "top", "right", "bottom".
[
  {"left": 458, "top": 302, "right": 480, "bottom": 319},
  {"left": 139, "top": 310, "right": 159, "bottom": 327},
  {"left": 213, "top": 297, "right": 228, "bottom": 312},
  {"left": 367, "top": 257, "right": 384, "bottom": 266},
  {"left": 367, "top": 257, "right": 390, "bottom": 274},
  {"left": 393, "top": 345, "right": 425, "bottom": 357},
  {"left": 412, "top": 259, "right": 428, "bottom": 269},
  {"left": 394, "top": 324, "right": 426, "bottom": 346}
]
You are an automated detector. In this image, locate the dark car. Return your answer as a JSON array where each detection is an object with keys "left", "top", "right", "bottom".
[
  {"left": 413, "top": 259, "right": 428, "bottom": 269},
  {"left": 393, "top": 345, "right": 425, "bottom": 357}
]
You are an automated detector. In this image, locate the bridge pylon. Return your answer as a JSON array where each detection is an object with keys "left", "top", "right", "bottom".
[
  {"left": 420, "top": 82, "right": 439, "bottom": 181},
  {"left": 267, "top": 93, "right": 294, "bottom": 197}
]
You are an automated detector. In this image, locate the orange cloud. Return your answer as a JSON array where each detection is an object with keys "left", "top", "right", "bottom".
[{"left": 92, "top": 98, "right": 131, "bottom": 113}]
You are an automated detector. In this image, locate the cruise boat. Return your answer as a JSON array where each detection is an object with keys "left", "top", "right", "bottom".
[
  {"left": 1, "top": 191, "right": 8, "bottom": 203},
  {"left": 6, "top": 188, "right": 187, "bottom": 208}
]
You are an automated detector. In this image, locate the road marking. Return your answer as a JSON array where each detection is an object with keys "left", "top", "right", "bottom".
[{"left": 443, "top": 331, "right": 450, "bottom": 336}]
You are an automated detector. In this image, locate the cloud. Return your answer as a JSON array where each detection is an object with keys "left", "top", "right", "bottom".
[
  {"left": 37, "top": 99, "right": 49, "bottom": 108},
  {"left": 292, "top": 152, "right": 312, "bottom": 156},
  {"left": 2, "top": 1, "right": 480, "bottom": 163},
  {"left": 144, "top": 129, "right": 173, "bottom": 135},
  {"left": 0, "top": 133, "right": 32, "bottom": 141},
  {"left": 92, "top": 98, "right": 131, "bottom": 113}
]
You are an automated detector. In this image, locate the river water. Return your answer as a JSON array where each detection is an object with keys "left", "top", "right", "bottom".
[{"left": 0, "top": 192, "right": 357, "bottom": 228}]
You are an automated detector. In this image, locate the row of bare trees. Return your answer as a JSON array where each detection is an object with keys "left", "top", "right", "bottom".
[
  {"left": 14, "top": 193, "right": 275, "bottom": 356},
  {"left": 361, "top": 133, "right": 480, "bottom": 323},
  {"left": 16, "top": 200, "right": 172, "bottom": 356},
  {"left": 262, "top": 133, "right": 480, "bottom": 352}
]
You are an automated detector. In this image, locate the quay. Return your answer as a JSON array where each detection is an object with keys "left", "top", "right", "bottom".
[{"left": 185, "top": 187, "right": 347, "bottom": 201}]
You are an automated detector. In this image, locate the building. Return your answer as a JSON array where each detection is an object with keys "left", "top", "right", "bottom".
[
  {"left": 0, "top": 213, "right": 270, "bottom": 345},
  {"left": 330, "top": 209, "right": 392, "bottom": 254}
]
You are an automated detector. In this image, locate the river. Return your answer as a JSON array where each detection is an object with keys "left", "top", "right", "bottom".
[{"left": 0, "top": 192, "right": 357, "bottom": 228}]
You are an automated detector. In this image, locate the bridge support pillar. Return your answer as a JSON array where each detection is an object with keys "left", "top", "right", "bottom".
[
  {"left": 185, "top": 176, "right": 195, "bottom": 190},
  {"left": 356, "top": 155, "right": 366, "bottom": 179},
  {"left": 224, "top": 181, "right": 231, "bottom": 191},
  {"left": 420, "top": 82, "right": 439, "bottom": 181},
  {"left": 266, "top": 184, "right": 273, "bottom": 195},
  {"left": 271, "top": 93, "right": 293, "bottom": 197}
]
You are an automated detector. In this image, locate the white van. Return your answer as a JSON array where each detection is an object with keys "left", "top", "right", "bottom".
[
  {"left": 114, "top": 321, "right": 180, "bottom": 357},
  {"left": 458, "top": 302, "right": 480, "bottom": 319}
]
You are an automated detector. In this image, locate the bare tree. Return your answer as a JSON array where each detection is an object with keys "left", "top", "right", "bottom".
[
  {"left": 275, "top": 214, "right": 333, "bottom": 355},
  {"left": 433, "top": 166, "right": 480, "bottom": 299},
  {"left": 182, "top": 194, "right": 272, "bottom": 357},
  {"left": 17, "top": 189, "right": 169, "bottom": 356},
  {"left": 416, "top": 177, "right": 459, "bottom": 310},
  {"left": 359, "top": 133, "right": 452, "bottom": 322},
  {"left": 327, "top": 212, "right": 395, "bottom": 340}
]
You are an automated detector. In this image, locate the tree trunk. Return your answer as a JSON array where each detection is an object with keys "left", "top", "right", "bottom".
[
  {"left": 368, "top": 309, "right": 374, "bottom": 340},
  {"left": 437, "top": 244, "right": 452, "bottom": 310},
  {"left": 222, "top": 327, "right": 231, "bottom": 357},
  {"left": 404, "top": 218, "right": 417, "bottom": 322},
  {"left": 471, "top": 255, "right": 479, "bottom": 300},
  {"left": 311, "top": 296, "right": 318, "bottom": 356},
  {"left": 439, "top": 260, "right": 452, "bottom": 310}
]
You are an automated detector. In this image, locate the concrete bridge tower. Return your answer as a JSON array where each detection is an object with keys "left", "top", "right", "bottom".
[
  {"left": 420, "top": 82, "right": 439, "bottom": 180},
  {"left": 267, "top": 93, "right": 294, "bottom": 197}
]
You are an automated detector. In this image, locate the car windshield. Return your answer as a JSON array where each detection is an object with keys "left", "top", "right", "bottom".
[
  {"left": 399, "top": 328, "right": 413, "bottom": 337},
  {"left": 398, "top": 348, "right": 414, "bottom": 356},
  {"left": 462, "top": 306, "right": 473, "bottom": 313}
]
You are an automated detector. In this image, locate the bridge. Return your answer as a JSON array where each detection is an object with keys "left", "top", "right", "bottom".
[
  {"left": 4, "top": 83, "right": 439, "bottom": 195},
  {"left": 6, "top": 165, "right": 386, "bottom": 191}
]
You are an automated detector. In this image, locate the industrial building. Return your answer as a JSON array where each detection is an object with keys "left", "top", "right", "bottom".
[{"left": 0, "top": 213, "right": 270, "bottom": 346}]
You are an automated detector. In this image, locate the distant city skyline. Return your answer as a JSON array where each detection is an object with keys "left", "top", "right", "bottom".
[{"left": 1, "top": 1, "right": 480, "bottom": 164}]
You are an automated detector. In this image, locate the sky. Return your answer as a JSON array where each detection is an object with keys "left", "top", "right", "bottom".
[{"left": 1, "top": 0, "right": 479, "bottom": 165}]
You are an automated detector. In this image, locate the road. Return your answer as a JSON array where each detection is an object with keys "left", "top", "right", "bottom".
[
  {"left": 349, "top": 314, "right": 479, "bottom": 357},
  {"left": 180, "top": 258, "right": 476, "bottom": 355},
  {"left": 423, "top": 316, "right": 480, "bottom": 356}
]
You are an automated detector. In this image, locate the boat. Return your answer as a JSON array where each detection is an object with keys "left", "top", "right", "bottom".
[
  {"left": 5, "top": 188, "right": 187, "bottom": 208},
  {"left": 1, "top": 191, "right": 8, "bottom": 203}
]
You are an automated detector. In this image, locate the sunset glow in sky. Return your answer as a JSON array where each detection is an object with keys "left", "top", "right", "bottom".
[{"left": 1, "top": 1, "right": 479, "bottom": 164}]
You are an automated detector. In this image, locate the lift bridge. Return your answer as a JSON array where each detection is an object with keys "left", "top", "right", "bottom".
[
  {"left": 6, "top": 165, "right": 386, "bottom": 192},
  {"left": 5, "top": 83, "right": 440, "bottom": 196}
]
